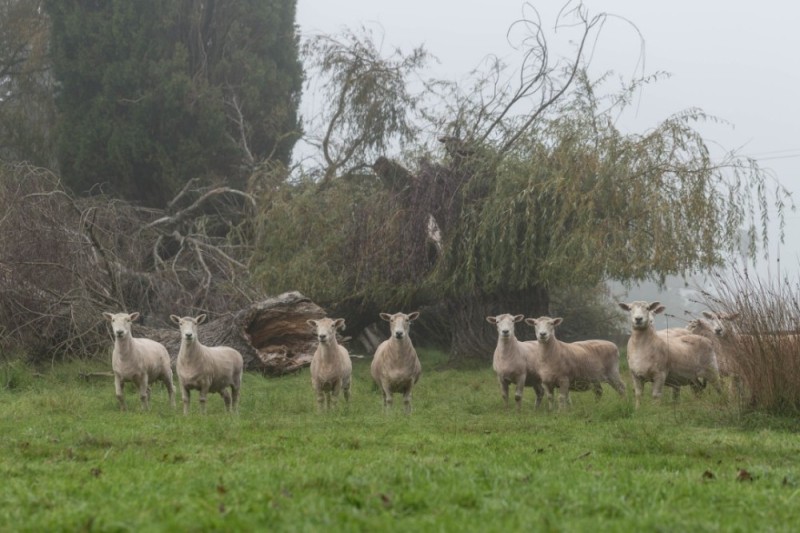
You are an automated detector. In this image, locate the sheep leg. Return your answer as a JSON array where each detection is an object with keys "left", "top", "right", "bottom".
[
  {"left": 381, "top": 382, "right": 393, "bottom": 411},
  {"left": 558, "top": 377, "right": 570, "bottom": 409},
  {"left": 652, "top": 372, "right": 668, "bottom": 403},
  {"left": 630, "top": 372, "right": 644, "bottom": 409},
  {"left": 114, "top": 374, "right": 127, "bottom": 411},
  {"left": 498, "top": 378, "right": 510, "bottom": 409},
  {"left": 181, "top": 386, "right": 191, "bottom": 415},
  {"left": 402, "top": 388, "right": 413, "bottom": 415},
  {"left": 610, "top": 376, "right": 626, "bottom": 397},
  {"left": 543, "top": 384, "right": 556, "bottom": 411},
  {"left": 164, "top": 374, "right": 176, "bottom": 408},
  {"left": 220, "top": 389, "right": 232, "bottom": 412},
  {"left": 671, "top": 386, "right": 681, "bottom": 403},
  {"left": 592, "top": 382, "right": 603, "bottom": 401},
  {"left": 532, "top": 382, "right": 544, "bottom": 410},
  {"left": 138, "top": 375, "right": 150, "bottom": 411},
  {"left": 707, "top": 372, "right": 723, "bottom": 396},
  {"left": 231, "top": 385, "right": 240, "bottom": 413},
  {"left": 342, "top": 380, "right": 351, "bottom": 405},
  {"left": 199, "top": 386, "right": 209, "bottom": 414},
  {"left": 514, "top": 376, "right": 526, "bottom": 412},
  {"left": 333, "top": 380, "right": 344, "bottom": 409},
  {"left": 314, "top": 386, "right": 326, "bottom": 411}
]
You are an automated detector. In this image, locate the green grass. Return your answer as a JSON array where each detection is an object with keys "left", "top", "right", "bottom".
[{"left": 1, "top": 351, "right": 799, "bottom": 532}]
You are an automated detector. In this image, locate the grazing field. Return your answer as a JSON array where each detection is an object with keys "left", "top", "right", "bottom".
[{"left": 1, "top": 351, "right": 799, "bottom": 532}]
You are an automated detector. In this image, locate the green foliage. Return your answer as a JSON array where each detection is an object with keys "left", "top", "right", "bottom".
[
  {"left": 436, "top": 74, "right": 790, "bottom": 296},
  {"left": 261, "top": 19, "right": 790, "bottom": 344},
  {"left": 1, "top": 356, "right": 800, "bottom": 530},
  {"left": 0, "top": 0, "right": 55, "bottom": 166},
  {"left": 252, "top": 173, "right": 424, "bottom": 310},
  {"left": 303, "top": 28, "right": 430, "bottom": 181},
  {"left": 45, "top": 0, "right": 302, "bottom": 206}
]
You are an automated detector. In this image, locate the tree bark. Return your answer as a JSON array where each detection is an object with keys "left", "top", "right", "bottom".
[{"left": 141, "top": 291, "right": 326, "bottom": 376}]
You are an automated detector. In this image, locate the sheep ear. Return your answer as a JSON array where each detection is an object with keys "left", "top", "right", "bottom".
[
  {"left": 102, "top": 312, "right": 113, "bottom": 320},
  {"left": 652, "top": 305, "right": 666, "bottom": 315},
  {"left": 195, "top": 314, "right": 207, "bottom": 324},
  {"left": 486, "top": 316, "right": 498, "bottom": 324},
  {"left": 129, "top": 312, "right": 140, "bottom": 322},
  {"left": 524, "top": 318, "right": 537, "bottom": 326},
  {"left": 702, "top": 311, "right": 715, "bottom": 319},
  {"left": 306, "top": 319, "right": 318, "bottom": 329},
  {"left": 380, "top": 313, "right": 392, "bottom": 322},
  {"left": 552, "top": 317, "right": 563, "bottom": 326},
  {"left": 170, "top": 315, "right": 181, "bottom": 324},
  {"left": 648, "top": 301, "right": 662, "bottom": 311},
  {"left": 333, "top": 318, "right": 346, "bottom": 330},
  {"left": 513, "top": 314, "right": 524, "bottom": 323},
  {"left": 408, "top": 311, "right": 420, "bottom": 321},
  {"left": 618, "top": 302, "right": 631, "bottom": 311},
  {"left": 725, "top": 312, "right": 740, "bottom": 320}
]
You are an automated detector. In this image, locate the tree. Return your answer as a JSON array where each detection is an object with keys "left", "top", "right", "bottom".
[
  {"left": 45, "top": 0, "right": 302, "bottom": 207},
  {"left": 0, "top": 0, "right": 56, "bottom": 166},
  {"left": 302, "top": 28, "right": 430, "bottom": 183},
  {"left": 253, "top": 4, "right": 791, "bottom": 358}
]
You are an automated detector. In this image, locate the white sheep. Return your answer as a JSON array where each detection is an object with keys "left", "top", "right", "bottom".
[
  {"left": 486, "top": 314, "right": 544, "bottom": 410},
  {"left": 524, "top": 316, "right": 625, "bottom": 409},
  {"left": 170, "top": 314, "right": 244, "bottom": 415},
  {"left": 306, "top": 317, "right": 352, "bottom": 410},
  {"left": 371, "top": 311, "right": 422, "bottom": 413},
  {"left": 688, "top": 312, "right": 744, "bottom": 398},
  {"left": 103, "top": 311, "right": 175, "bottom": 411},
  {"left": 618, "top": 301, "right": 722, "bottom": 408}
]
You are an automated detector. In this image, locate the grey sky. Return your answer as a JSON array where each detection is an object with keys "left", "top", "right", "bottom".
[{"left": 296, "top": 0, "right": 800, "bottom": 278}]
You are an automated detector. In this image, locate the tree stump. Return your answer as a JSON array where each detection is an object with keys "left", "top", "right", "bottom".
[{"left": 141, "top": 291, "right": 326, "bottom": 376}]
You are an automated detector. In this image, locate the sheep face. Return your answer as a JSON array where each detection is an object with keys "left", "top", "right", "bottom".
[
  {"left": 380, "top": 311, "right": 419, "bottom": 340},
  {"left": 486, "top": 314, "right": 523, "bottom": 339},
  {"left": 170, "top": 314, "right": 207, "bottom": 343},
  {"left": 619, "top": 301, "right": 663, "bottom": 331},
  {"left": 526, "top": 316, "right": 563, "bottom": 343},
  {"left": 688, "top": 318, "right": 714, "bottom": 337},
  {"left": 103, "top": 312, "right": 140, "bottom": 339},
  {"left": 307, "top": 317, "right": 345, "bottom": 345},
  {"left": 702, "top": 311, "right": 738, "bottom": 337}
]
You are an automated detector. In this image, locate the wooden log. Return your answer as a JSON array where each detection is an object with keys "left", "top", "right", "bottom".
[{"left": 140, "top": 291, "right": 327, "bottom": 376}]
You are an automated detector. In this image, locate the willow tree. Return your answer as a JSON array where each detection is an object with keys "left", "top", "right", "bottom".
[
  {"left": 255, "top": 3, "right": 791, "bottom": 357},
  {"left": 301, "top": 27, "right": 429, "bottom": 183}
]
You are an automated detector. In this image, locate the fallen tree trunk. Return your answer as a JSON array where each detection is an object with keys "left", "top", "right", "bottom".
[{"left": 141, "top": 291, "right": 326, "bottom": 376}]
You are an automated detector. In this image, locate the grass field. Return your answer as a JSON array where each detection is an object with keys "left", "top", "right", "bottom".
[{"left": 1, "top": 350, "right": 799, "bottom": 532}]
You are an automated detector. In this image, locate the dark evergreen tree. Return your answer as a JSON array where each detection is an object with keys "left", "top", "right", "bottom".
[{"left": 45, "top": 0, "right": 302, "bottom": 206}]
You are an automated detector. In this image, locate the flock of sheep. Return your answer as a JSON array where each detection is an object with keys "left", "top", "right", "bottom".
[{"left": 103, "top": 300, "right": 741, "bottom": 414}]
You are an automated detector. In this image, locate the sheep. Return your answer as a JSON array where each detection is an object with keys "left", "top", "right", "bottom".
[
  {"left": 688, "top": 312, "right": 744, "bottom": 398},
  {"left": 371, "top": 311, "right": 422, "bottom": 413},
  {"left": 306, "top": 317, "right": 352, "bottom": 410},
  {"left": 618, "top": 301, "right": 721, "bottom": 408},
  {"left": 170, "top": 314, "right": 243, "bottom": 415},
  {"left": 103, "top": 311, "right": 175, "bottom": 411},
  {"left": 486, "top": 314, "right": 544, "bottom": 410},
  {"left": 524, "top": 316, "right": 625, "bottom": 410}
]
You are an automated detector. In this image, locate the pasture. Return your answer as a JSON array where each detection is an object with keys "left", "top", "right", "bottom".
[{"left": 1, "top": 351, "right": 799, "bottom": 532}]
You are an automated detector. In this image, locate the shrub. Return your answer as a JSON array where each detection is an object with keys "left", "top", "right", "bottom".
[{"left": 705, "top": 268, "right": 800, "bottom": 415}]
